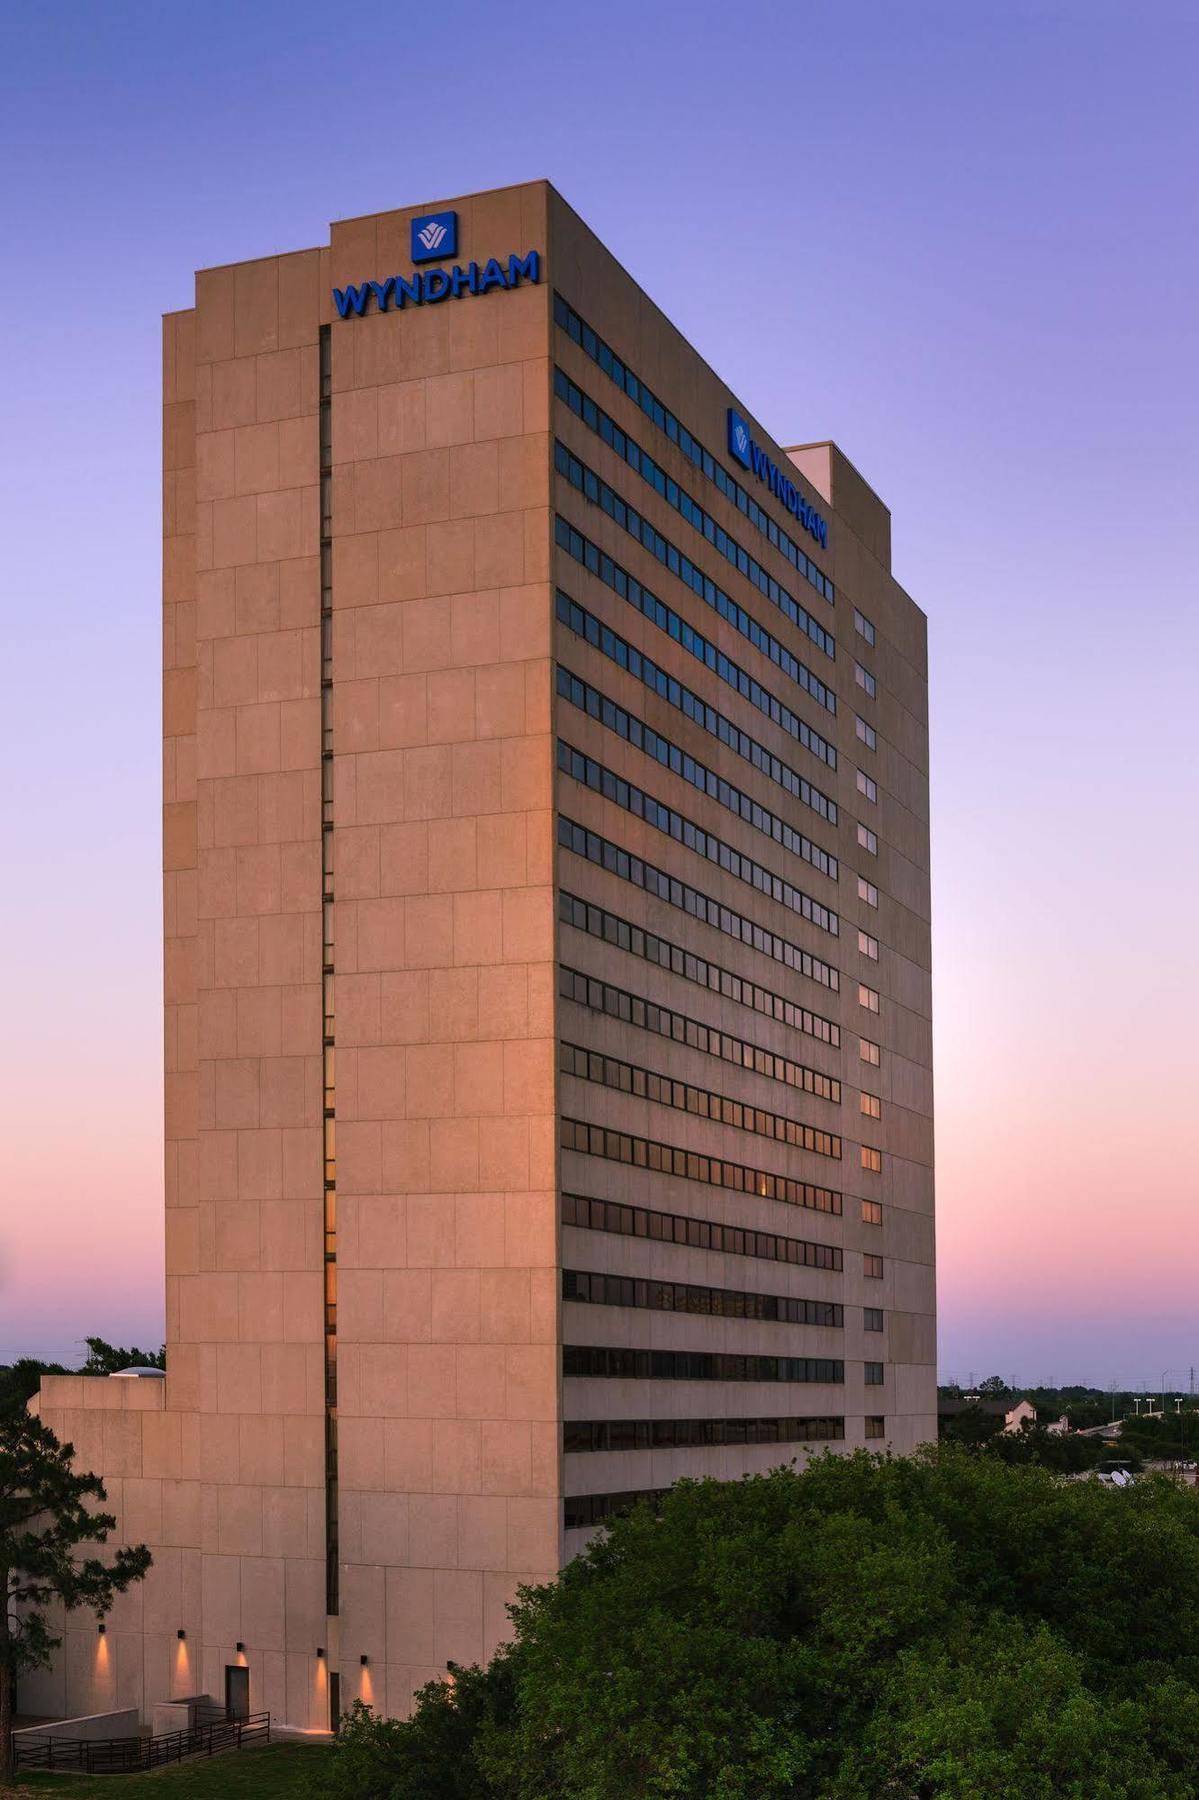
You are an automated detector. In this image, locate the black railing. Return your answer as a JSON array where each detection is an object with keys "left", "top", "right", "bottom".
[{"left": 14, "top": 1709, "right": 270, "bottom": 1773}]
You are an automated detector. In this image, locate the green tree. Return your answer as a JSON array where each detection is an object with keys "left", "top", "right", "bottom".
[
  {"left": 0, "top": 1359, "right": 69, "bottom": 1418},
  {"left": 321, "top": 1446, "right": 1199, "bottom": 1799},
  {"left": 81, "top": 1337, "right": 166, "bottom": 1375},
  {"left": 0, "top": 1410, "right": 151, "bottom": 1780}
]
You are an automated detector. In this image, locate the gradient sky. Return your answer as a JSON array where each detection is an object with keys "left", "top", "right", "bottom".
[{"left": 3, "top": 0, "right": 1197, "bottom": 1385}]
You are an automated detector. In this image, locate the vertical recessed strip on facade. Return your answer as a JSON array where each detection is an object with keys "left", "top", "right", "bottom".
[{"left": 318, "top": 324, "right": 338, "bottom": 1624}]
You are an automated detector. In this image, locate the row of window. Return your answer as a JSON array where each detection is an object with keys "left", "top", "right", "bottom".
[
  {"left": 557, "top": 667, "right": 838, "bottom": 884},
  {"left": 859, "top": 983, "right": 880, "bottom": 1014},
  {"left": 555, "top": 517, "right": 837, "bottom": 769},
  {"left": 855, "top": 662, "right": 876, "bottom": 700},
  {"left": 862, "top": 1199, "right": 883, "bottom": 1226},
  {"left": 561, "top": 1190, "right": 844, "bottom": 1272},
  {"left": 558, "top": 890, "right": 840, "bottom": 1049},
  {"left": 564, "top": 1346, "right": 845, "bottom": 1384},
  {"left": 556, "top": 448, "right": 837, "bottom": 716},
  {"left": 857, "top": 715, "right": 877, "bottom": 751},
  {"left": 853, "top": 608, "right": 876, "bottom": 647},
  {"left": 556, "top": 590, "right": 838, "bottom": 826},
  {"left": 861, "top": 1147, "right": 882, "bottom": 1174},
  {"left": 563, "top": 1268, "right": 842, "bottom": 1328},
  {"left": 555, "top": 365, "right": 836, "bottom": 659},
  {"left": 559, "top": 1040, "right": 843, "bottom": 1161},
  {"left": 557, "top": 740, "right": 840, "bottom": 938},
  {"left": 557, "top": 814, "right": 841, "bottom": 994},
  {"left": 564, "top": 1415, "right": 845, "bottom": 1453},
  {"left": 553, "top": 291, "right": 835, "bottom": 601},
  {"left": 559, "top": 965, "right": 840, "bottom": 1104},
  {"left": 560, "top": 1117, "right": 843, "bottom": 1217},
  {"left": 564, "top": 1488, "right": 668, "bottom": 1531},
  {"left": 859, "top": 929, "right": 879, "bottom": 961}
]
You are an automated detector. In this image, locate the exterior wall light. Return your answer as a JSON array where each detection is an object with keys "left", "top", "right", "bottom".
[
  {"left": 316, "top": 1647, "right": 325, "bottom": 1658},
  {"left": 97, "top": 1624, "right": 106, "bottom": 1636},
  {"left": 360, "top": 1654, "right": 368, "bottom": 1666},
  {"left": 236, "top": 1642, "right": 245, "bottom": 1653},
  {"left": 177, "top": 1629, "right": 186, "bottom": 1641}
]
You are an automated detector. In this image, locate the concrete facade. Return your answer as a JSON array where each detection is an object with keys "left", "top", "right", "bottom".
[{"left": 26, "top": 181, "right": 935, "bottom": 1732}]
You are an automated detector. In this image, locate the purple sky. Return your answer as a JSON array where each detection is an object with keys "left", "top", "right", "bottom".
[{"left": 3, "top": 0, "right": 1197, "bottom": 1385}]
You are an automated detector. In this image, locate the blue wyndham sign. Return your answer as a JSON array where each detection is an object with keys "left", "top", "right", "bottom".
[
  {"left": 332, "top": 251, "right": 540, "bottom": 320},
  {"left": 727, "top": 407, "right": 828, "bottom": 549},
  {"left": 411, "top": 210, "right": 458, "bottom": 263}
]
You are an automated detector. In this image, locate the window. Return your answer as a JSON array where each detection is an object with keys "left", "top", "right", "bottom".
[
  {"left": 558, "top": 668, "right": 839, "bottom": 882},
  {"left": 557, "top": 591, "right": 838, "bottom": 826},
  {"left": 564, "top": 1346, "right": 844, "bottom": 1383},
  {"left": 861, "top": 1198, "right": 883, "bottom": 1224},
  {"left": 554, "top": 367, "right": 836, "bottom": 659},
  {"left": 558, "top": 815, "right": 842, "bottom": 995},
  {"left": 858, "top": 983, "right": 880, "bottom": 1013},
  {"left": 860, "top": 1037, "right": 881, "bottom": 1066},
  {"left": 554, "top": 291, "right": 835, "bottom": 601},
  {"left": 555, "top": 524, "right": 838, "bottom": 768},
  {"left": 858, "top": 930, "right": 879, "bottom": 961},
  {"left": 853, "top": 608, "right": 876, "bottom": 646},
  {"left": 855, "top": 715, "right": 877, "bottom": 751},
  {"left": 865, "top": 1415, "right": 885, "bottom": 1438},
  {"left": 560, "top": 1118, "right": 844, "bottom": 1217},
  {"left": 559, "top": 891, "right": 840, "bottom": 1049},
  {"left": 858, "top": 877, "right": 878, "bottom": 908},
  {"left": 565, "top": 1489, "right": 668, "bottom": 1531},
  {"left": 854, "top": 662, "right": 876, "bottom": 699},
  {"left": 559, "top": 1041, "right": 842, "bottom": 1160},
  {"left": 864, "top": 1308, "right": 884, "bottom": 1331},
  {"left": 857, "top": 824, "right": 878, "bottom": 855},
  {"left": 860, "top": 1093, "right": 881, "bottom": 1120},
  {"left": 864, "top": 1362, "right": 885, "bottom": 1386},
  {"left": 561, "top": 1191, "right": 844, "bottom": 1272},
  {"left": 558, "top": 740, "right": 840, "bottom": 938},
  {"left": 864, "top": 1254, "right": 884, "bottom": 1279},
  {"left": 856, "top": 769, "right": 877, "bottom": 804},
  {"left": 564, "top": 1416, "right": 845, "bottom": 1454},
  {"left": 860, "top": 1147, "right": 882, "bottom": 1173},
  {"left": 564, "top": 1268, "right": 843, "bottom": 1327},
  {"left": 560, "top": 965, "right": 841, "bottom": 1104},
  {"left": 555, "top": 452, "right": 838, "bottom": 715}
]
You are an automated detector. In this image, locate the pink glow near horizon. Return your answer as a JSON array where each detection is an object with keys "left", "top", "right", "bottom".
[{"left": 3, "top": 0, "right": 1198, "bottom": 1383}]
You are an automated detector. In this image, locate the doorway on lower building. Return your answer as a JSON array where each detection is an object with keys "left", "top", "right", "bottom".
[{"left": 224, "top": 1663, "right": 250, "bottom": 1721}]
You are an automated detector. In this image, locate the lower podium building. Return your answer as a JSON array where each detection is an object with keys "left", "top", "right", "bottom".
[{"left": 25, "top": 181, "right": 936, "bottom": 1731}]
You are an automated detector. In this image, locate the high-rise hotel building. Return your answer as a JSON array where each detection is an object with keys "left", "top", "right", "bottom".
[{"left": 27, "top": 182, "right": 935, "bottom": 1731}]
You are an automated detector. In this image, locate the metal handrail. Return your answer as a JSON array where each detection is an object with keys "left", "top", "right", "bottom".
[{"left": 14, "top": 1709, "right": 271, "bottom": 1773}]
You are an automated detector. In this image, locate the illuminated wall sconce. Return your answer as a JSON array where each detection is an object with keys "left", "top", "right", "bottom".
[
  {"left": 177, "top": 1629, "right": 187, "bottom": 1641},
  {"left": 360, "top": 1654, "right": 368, "bottom": 1666},
  {"left": 97, "top": 1624, "right": 106, "bottom": 1636},
  {"left": 235, "top": 1642, "right": 245, "bottom": 1654},
  {"left": 316, "top": 1647, "right": 325, "bottom": 1659}
]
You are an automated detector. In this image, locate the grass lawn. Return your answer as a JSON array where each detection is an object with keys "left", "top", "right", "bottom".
[{"left": 5, "top": 1740, "right": 331, "bottom": 1797}]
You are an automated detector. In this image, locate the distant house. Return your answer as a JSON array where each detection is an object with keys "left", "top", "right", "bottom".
[{"left": 938, "top": 1395, "right": 1043, "bottom": 1433}]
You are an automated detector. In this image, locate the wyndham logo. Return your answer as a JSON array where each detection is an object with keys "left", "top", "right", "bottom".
[
  {"left": 332, "top": 251, "right": 541, "bottom": 321},
  {"left": 727, "top": 408, "right": 827, "bottom": 549},
  {"left": 729, "top": 412, "right": 752, "bottom": 468},
  {"left": 411, "top": 210, "right": 457, "bottom": 263}
]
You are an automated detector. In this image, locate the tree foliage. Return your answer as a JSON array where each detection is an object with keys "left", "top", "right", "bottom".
[
  {"left": 0, "top": 1410, "right": 151, "bottom": 1778},
  {"left": 320, "top": 1445, "right": 1199, "bottom": 1799},
  {"left": 0, "top": 1338, "right": 165, "bottom": 1419}
]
